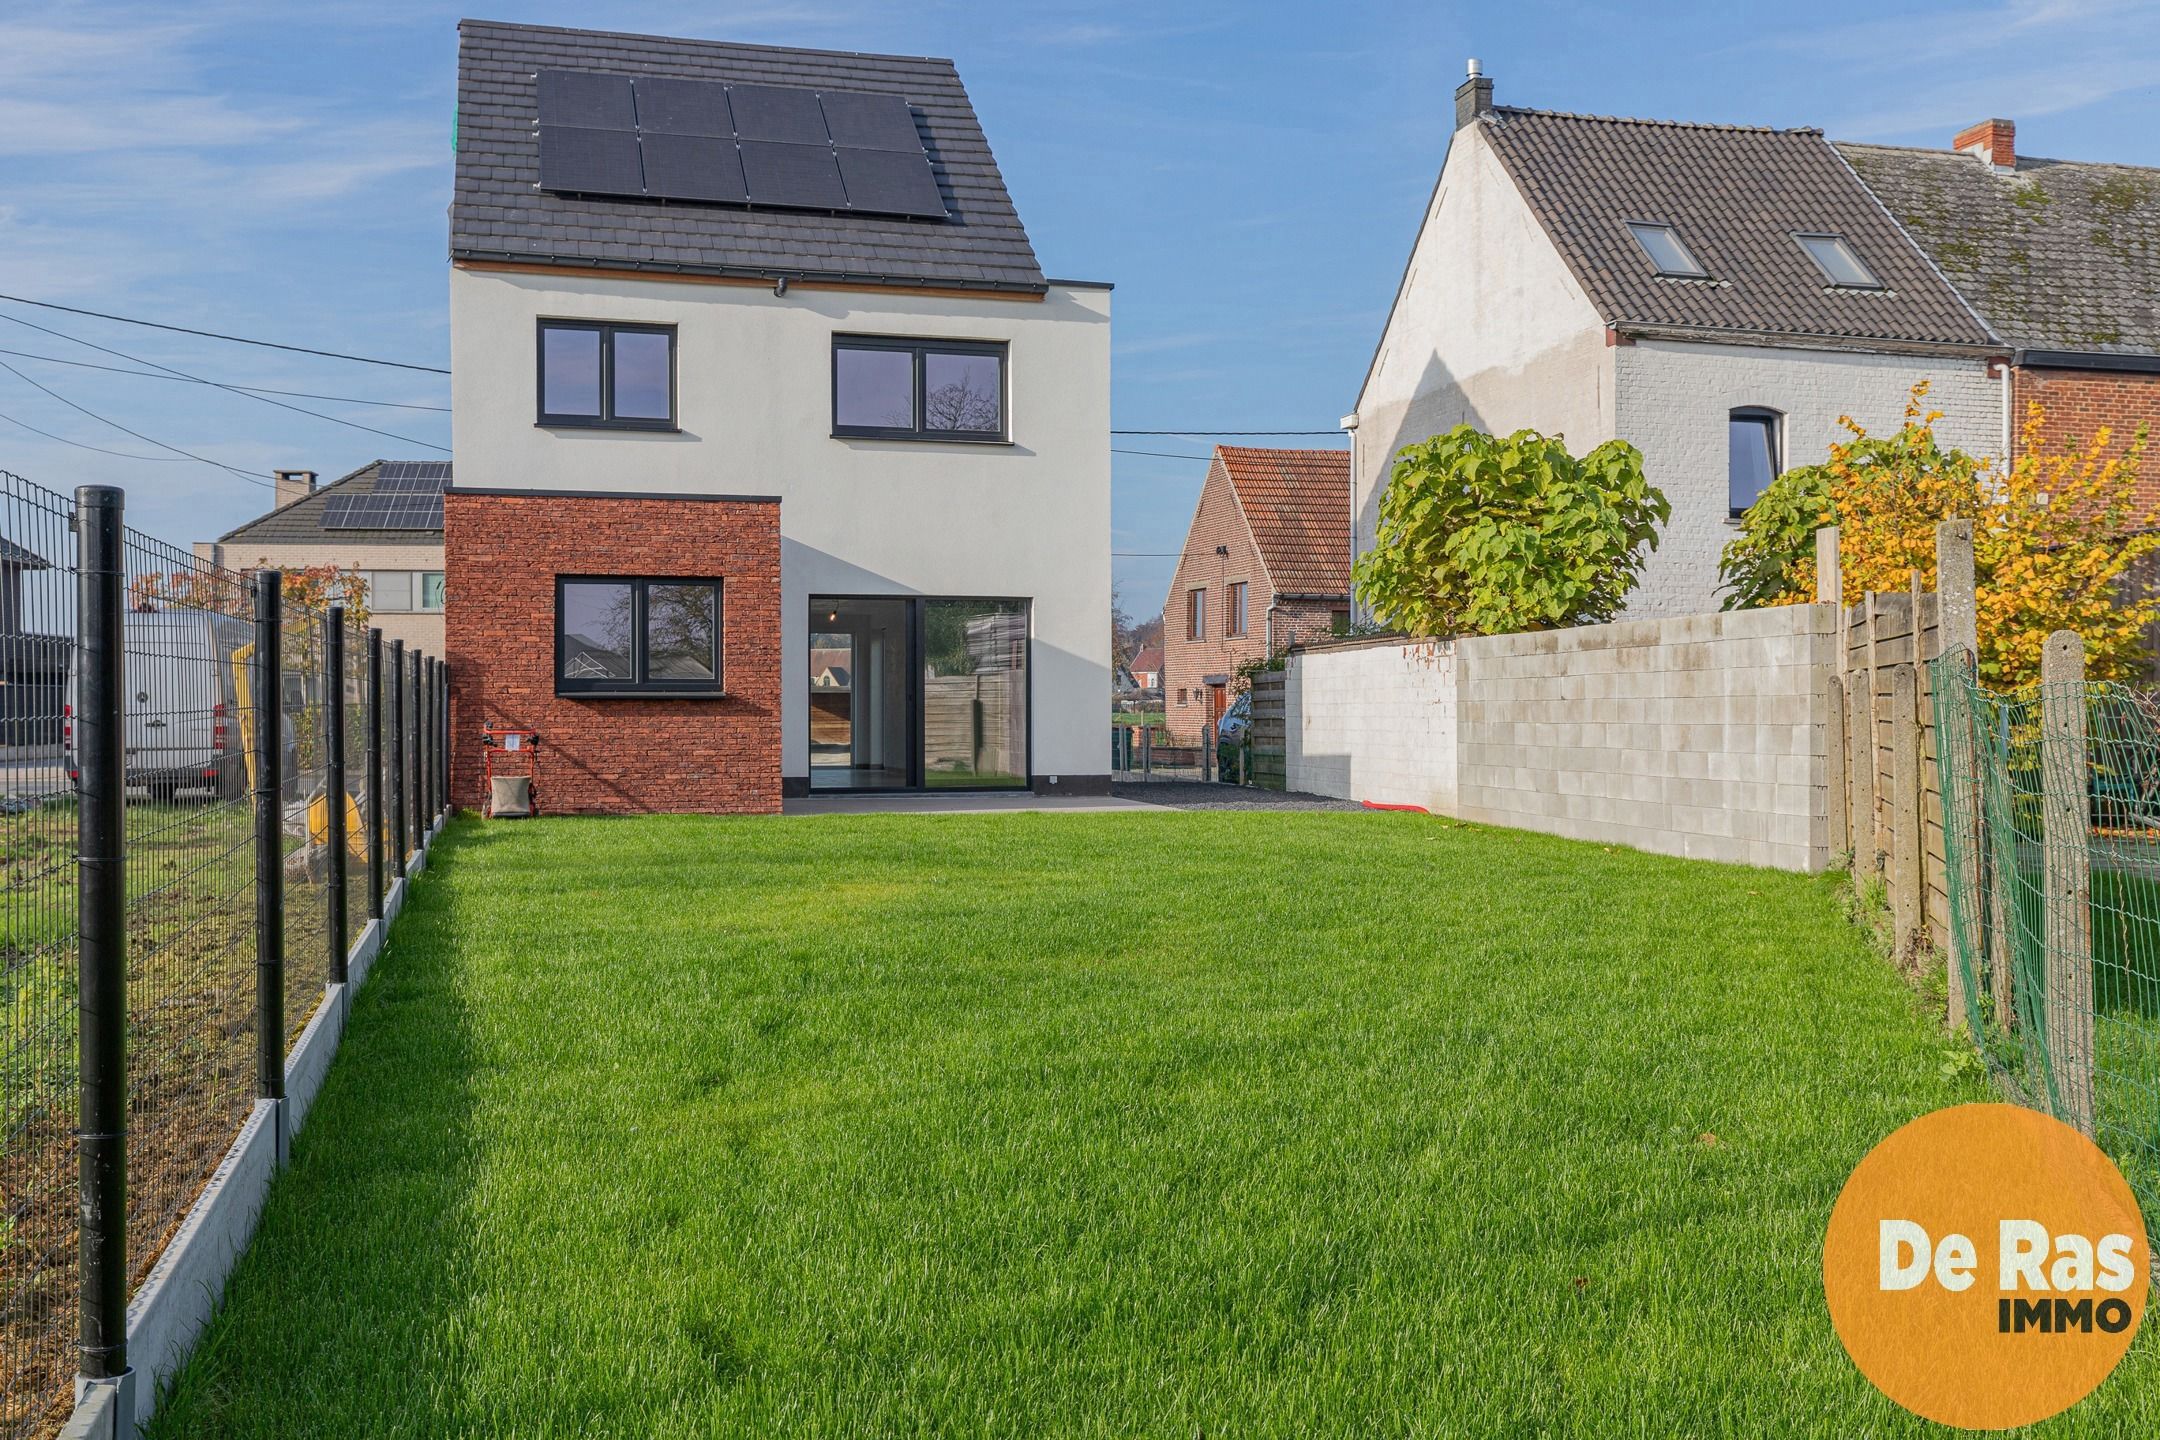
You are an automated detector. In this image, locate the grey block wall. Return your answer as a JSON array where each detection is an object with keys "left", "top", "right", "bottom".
[{"left": 1286, "top": 606, "right": 1837, "bottom": 871}]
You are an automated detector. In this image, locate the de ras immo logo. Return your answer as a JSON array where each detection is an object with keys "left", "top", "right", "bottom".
[{"left": 1823, "top": 1103, "right": 2150, "bottom": 1430}]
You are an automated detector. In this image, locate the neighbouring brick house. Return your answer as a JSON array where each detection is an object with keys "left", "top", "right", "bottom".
[
  {"left": 444, "top": 21, "right": 1110, "bottom": 813},
  {"left": 1842, "top": 119, "right": 2160, "bottom": 495},
  {"left": 198, "top": 462, "right": 447, "bottom": 655},
  {"left": 1162, "top": 446, "right": 1349, "bottom": 740},
  {"left": 1351, "top": 64, "right": 2004, "bottom": 619}
]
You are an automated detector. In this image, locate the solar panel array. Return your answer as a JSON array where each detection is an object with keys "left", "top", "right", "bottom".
[
  {"left": 322, "top": 462, "right": 450, "bottom": 531},
  {"left": 535, "top": 70, "right": 947, "bottom": 220}
]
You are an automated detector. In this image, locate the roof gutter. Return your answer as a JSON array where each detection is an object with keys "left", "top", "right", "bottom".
[
  {"left": 2014, "top": 348, "right": 2160, "bottom": 375},
  {"left": 1612, "top": 320, "right": 2005, "bottom": 361},
  {"left": 451, "top": 249, "right": 1052, "bottom": 297}
]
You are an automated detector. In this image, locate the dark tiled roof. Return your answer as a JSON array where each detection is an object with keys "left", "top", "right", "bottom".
[
  {"left": 1478, "top": 109, "right": 1996, "bottom": 350},
  {"left": 1217, "top": 447, "right": 1351, "bottom": 597},
  {"left": 452, "top": 20, "right": 1045, "bottom": 293},
  {"left": 219, "top": 461, "right": 443, "bottom": 548},
  {"left": 0, "top": 535, "right": 50, "bottom": 569},
  {"left": 1839, "top": 143, "right": 2160, "bottom": 355}
]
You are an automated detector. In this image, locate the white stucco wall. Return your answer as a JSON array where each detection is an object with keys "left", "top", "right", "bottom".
[
  {"left": 1615, "top": 340, "right": 1998, "bottom": 616},
  {"left": 1284, "top": 637, "right": 1456, "bottom": 811},
  {"left": 448, "top": 266, "right": 1112, "bottom": 781},
  {"left": 1352, "top": 127, "right": 1614, "bottom": 582},
  {"left": 1284, "top": 605, "right": 1839, "bottom": 871}
]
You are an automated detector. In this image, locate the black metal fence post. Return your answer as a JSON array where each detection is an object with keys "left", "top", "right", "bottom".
[
  {"left": 388, "top": 638, "right": 406, "bottom": 878},
  {"left": 417, "top": 652, "right": 431, "bottom": 840},
  {"left": 434, "top": 659, "right": 447, "bottom": 819},
  {"left": 366, "top": 628, "right": 384, "bottom": 920},
  {"left": 252, "top": 570, "right": 285, "bottom": 1107},
  {"left": 411, "top": 652, "right": 424, "bottom": 847},
  {"left": 325, "top": 606, "right": 348, "bottom": 985},
  {"left": 74, "top": 485, "right": 128, "bottom": 1385}
]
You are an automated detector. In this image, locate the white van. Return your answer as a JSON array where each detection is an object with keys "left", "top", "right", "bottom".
[{"left": 65, "top": 608, "right": 253, "bottom": 802}]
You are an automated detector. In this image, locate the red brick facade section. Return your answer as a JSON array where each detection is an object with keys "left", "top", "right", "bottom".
[
  {"left": 2011, "top": 365, "right": 2160, "bottom": 511},
  {"left": 444, "top": 492, "right": 781, "bottom": 815},
  {"left": 1161, "top": 448, "right": 1349, "bottom": 741}
]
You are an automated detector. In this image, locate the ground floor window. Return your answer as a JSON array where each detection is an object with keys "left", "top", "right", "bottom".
[
  {"left": 808, "top": 595, "right": 1028, "bottom": 791},
  {"left": 557, "top": 576, "right": 723, "bottom": 696}
]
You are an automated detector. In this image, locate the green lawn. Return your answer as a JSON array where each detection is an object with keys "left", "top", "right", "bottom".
[{"left": 150, "top": 812, "right": 2160, "bottom": 1438}]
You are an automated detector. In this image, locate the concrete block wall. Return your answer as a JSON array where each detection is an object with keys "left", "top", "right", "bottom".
[
  {"left": 1285, "top": 637, "right": 1456, "bottom": 812},
  {"left": 1285, "top": 606, "right": 1838, "bottom": 871}
]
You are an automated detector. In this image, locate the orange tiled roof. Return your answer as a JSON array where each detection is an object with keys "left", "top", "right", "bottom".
[{"left": 1215, "top": 446, "right": 1351, "bottom": 596}]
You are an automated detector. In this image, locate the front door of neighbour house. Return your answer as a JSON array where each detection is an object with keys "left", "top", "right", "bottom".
[
  {"left": 807, "top": 596, "right": 1031, "bottom": 791},
  {"left": 1208, "top": 682, "right": 1227, "bottom": 728}
]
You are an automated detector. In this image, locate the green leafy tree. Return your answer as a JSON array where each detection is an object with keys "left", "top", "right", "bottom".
[
  {"left": 1716, "top": 463, "right": 1833, "bottom": 610},
  {"left": 1352, "top": 425, "right": 1669, "bottom": 636}
]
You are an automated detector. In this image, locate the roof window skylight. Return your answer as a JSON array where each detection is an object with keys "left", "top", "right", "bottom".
[
  {"left": 1626, "top": 221, "right": 1707, "bottom": 279},
  {"left": 1795, "top": 233, "right": 1881, "bottom": 289}
]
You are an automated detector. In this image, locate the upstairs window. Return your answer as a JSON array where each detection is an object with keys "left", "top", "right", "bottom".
[
  {"left": 1187, "top": 586, "right": 1206, "bottom": 641},
  {"left": 1729, "top": 408, "right": 1783, "bottom": 518},
  {"left": 538, "top": 320, "right": 675, "bottom": 430},
  {"left": 556, "top": 576, "right": 723, "bottom": 696},
  {"left": 1626, "top": 221, "right": 1707, "bottom": 279},
  {"left": 1795, "top": 233, "right": 1882, "bottom": 289},
  {"left": 1227, "top": 581, "right": 1248, "bottom": 638},
  {"left": 833, "top": 336, "right": 1007, "bottom": 441}
]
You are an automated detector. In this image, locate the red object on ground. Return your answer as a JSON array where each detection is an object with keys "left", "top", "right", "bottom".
[{"left": 1360, "top": 800, "right": 1428, "bottom": 813}]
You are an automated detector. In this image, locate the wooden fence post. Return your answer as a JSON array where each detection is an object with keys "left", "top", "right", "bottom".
[
  {"left": 1891, "top": 663, "right": 1923, "bottom": 961},
  {"left": 1934, "top": 520, "right": 1982, "bottom": 1031},
  {"left": 1848, "top": 675, "right": 1877, "bottom": 876},
  {"left": 1816, "top": 525, "right": 1841, "bottom": 606},
  {"left": 1825, "top": 671, "right": 1848, "bottom": 858},
  {"left": 2040, "top": 631, "right": 2094, "bottom": 1136}
]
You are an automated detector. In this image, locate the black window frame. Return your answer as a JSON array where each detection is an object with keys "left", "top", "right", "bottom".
[
  {"left": 1728, "top": 407, "right": 1784, "bottom": 519},
  {"left": 1791, "top": 232, "right": 1884, "bottom": 290},
  {"left": 555, "top": 575, "right": 724, "bottom": 698},
  {"left": 831, "top": 334, "right": 1010, "bottom": 442},
  {"left": 536, "top": 319, "right": 679, "bottom": 431}
]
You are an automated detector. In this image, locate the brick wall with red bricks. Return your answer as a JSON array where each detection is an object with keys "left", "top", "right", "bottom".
[
  {"left": 444, "top": 492, "right": 782, "bottom": 815},
  {"left": 2012, "top": 365, "right": 2160, "bottom": 510},
  {"left": 1163, "top": 464, "right": 1262, "bottom": 741}
]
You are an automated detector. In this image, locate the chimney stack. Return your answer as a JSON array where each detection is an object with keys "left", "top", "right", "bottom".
[
  {"left": 273, "top": 468, "right": 317, "bottom": 510},
  {"left": 1455, "top": 59, "right": 1493, "bottom": 130},
  {"left": 1953, "top": 118, "right": 2015, "bottom": 174}
]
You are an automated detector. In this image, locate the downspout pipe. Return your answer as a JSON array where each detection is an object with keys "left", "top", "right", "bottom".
[{"left": 1340, "top": 412, "right": 1361, "bottom": 624}]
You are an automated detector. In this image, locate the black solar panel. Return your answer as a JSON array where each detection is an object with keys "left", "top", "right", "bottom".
[
  {"left": 322, "top": 493, "right": 444, "bottom": 531},
  {"left": 727, "top": 84, "right": 829, "bottom": 143},
  {"left": 836, "top": 147, "right": 946, "bottom": 218},
  {"left": 375, "top": 461, "right": 452, "bottom": 494},
  {"left": 537, "top": 70, "right": 636, "bottom": 130},
  {"left": 634, "top": 76, "right": 732, "bottom": 137},
  {"left": 818, "top": 91, "right": 920, "bottom": 152},
  {"left": 740, "top": 141, "right": 848, "bottom": 210},
  {"left": 538, "top": 126, "right": 644, "bottom": 196},
  {"left": 640, "top": 133, "right": 748, "bottom": 204}
]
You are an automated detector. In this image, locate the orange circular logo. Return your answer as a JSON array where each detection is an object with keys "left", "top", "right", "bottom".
[{"left": 1824, "top": 1103, "right": 2149, "bottom": 1429}]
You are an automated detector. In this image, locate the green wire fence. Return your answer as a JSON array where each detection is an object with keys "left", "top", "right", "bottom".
[{"left": 1931, "top": 643, "right": 2160, "bottom": 1240}]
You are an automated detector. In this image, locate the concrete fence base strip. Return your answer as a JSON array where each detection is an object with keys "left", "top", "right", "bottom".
[{"left": 60, "top": 808, "right": 450, "bottom": 1437}]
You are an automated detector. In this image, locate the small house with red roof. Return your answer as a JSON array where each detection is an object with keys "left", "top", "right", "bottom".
[{"left": 1161, "top": 446, "right": 1350, "bottom": 739}]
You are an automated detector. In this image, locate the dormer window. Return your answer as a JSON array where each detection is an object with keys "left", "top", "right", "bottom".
[
  {"left": 1795, "top": 233, "right": 1881, "bottom": 289},
  {"left": 1626, "top": 221, "right": 1707, "bottom": 279}
]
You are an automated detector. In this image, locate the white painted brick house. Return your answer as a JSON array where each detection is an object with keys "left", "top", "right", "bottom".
[{"left": 1349, "top": 64, "right": 2002, "bottom": 618}]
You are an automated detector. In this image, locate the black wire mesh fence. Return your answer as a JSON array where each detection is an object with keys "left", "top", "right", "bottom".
[
  {"left": 0, "top": 473, "right": 83, "bottom": 1439},
  {"left": 1932, "top": 639, "right": 2160, "bottom": 1251},
  {"left": 0, "top": 472, "right": 449, "bottom": 1437}
]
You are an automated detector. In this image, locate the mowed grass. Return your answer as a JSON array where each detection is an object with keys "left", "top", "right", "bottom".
[{"left": 151, "top": 811, "right": 2160, "bottom": 1438}]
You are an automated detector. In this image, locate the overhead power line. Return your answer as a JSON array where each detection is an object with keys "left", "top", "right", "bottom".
[
  {"left": 0, "top": 359, "right": 272, "bottom": 487},
  {"left": 0, "top": 405, "right": 193, "bottom": 464},
  {"left": 0, "top": 311, "right": 449, "bottom": 454},
  {"left": 1113, "top": 447, "right": 1215, "bottom": 460},
  {"left": 0, "top": 293, "right": 451, "bottom": 375},
  {"left": 1110, "top": 429, "right": 1345, "bottom": 436},
  {"left": 0, "top": 346, "right": 450, "bottom": 411}
]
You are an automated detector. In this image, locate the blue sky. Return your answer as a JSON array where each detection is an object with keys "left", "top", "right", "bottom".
[{"left": 3, "top": 1, "right": 2158, "bottom": 619}]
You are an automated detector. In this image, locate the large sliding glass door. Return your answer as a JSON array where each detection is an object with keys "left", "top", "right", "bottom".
[{"left": 807, "top": 596, "right": 1028, "bottom": 792}]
